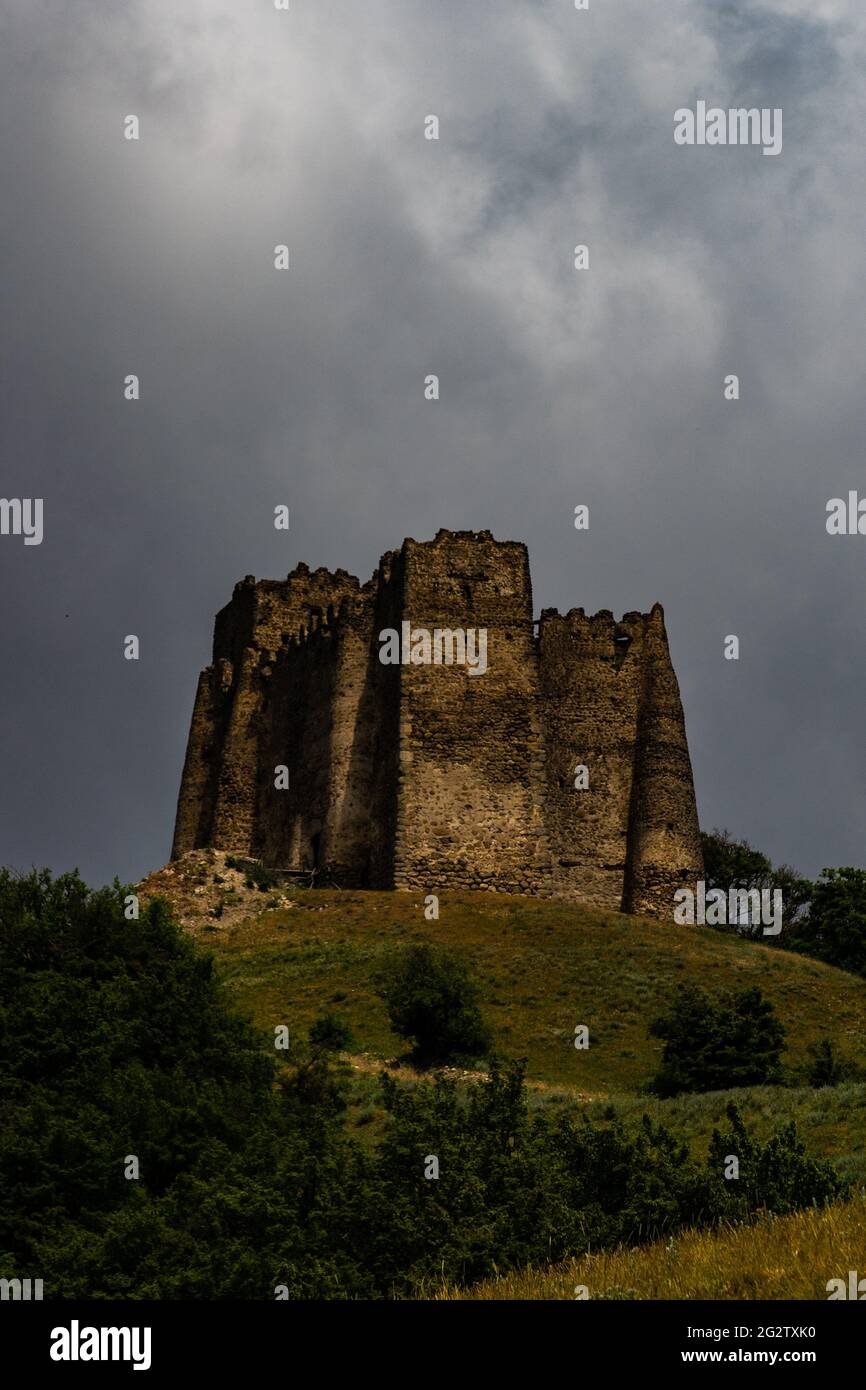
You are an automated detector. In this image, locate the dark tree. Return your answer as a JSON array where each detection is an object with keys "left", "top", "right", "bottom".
[
  {"left": 648, "top": 985, "right": 786, "bottom": 1097},
  {"left": 785, "top": 867, "right": 866, "bottom": 978},
  {"left": 378, "top": 944, "right": 492, "bottom": 1066},
  {"left": 700, "top": 828, "right": 811, "bottom": 937}
]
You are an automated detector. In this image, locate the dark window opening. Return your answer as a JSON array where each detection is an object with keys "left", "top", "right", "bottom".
[{"left": 613, "top": 630, "right": 631, "bottom": 668}]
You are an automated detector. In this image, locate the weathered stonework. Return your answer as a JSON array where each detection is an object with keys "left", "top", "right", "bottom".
[{"left": 171, "top": 530, "right": 703, "bottom": 916}]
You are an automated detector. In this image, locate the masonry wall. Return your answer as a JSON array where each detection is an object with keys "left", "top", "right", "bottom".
[
  {"left": 171, "top": 661, "right": 227, "bottom": 858},
  {"left": 621, "top": 604, "right": 704, "bottom": 915},
  {"left": 391, "top": 531, "right": 552, "bottom": 894},
  {"left": 171, "top": 566, "right": 361, "bottom": 860},
  {"left": 171, "top": 531, "right": 703, "bottom": 917},
  {"left": 536, "top": 604, "right": 703, "bottom": 912},
  {"left": 537, "top": 608, "right": 647, "bottom": 909},
  {"left": 254, "top": 616, "right": 338, "bottom": 874},
  {"left": 253, "top": 589, "right": 397, "bottom": 886}
]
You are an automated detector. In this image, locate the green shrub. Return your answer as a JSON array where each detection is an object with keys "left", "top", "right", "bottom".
[
  {"left": 378, "top": 944, "right": 492, "bottom": 1066},
  {"left": 225, "top": 855, "right": 282, "bottom": 893},
  {"left": 309, "top": 1012, "right": 355, "bottom": 1053},
  {"left": 708, "top": 1103, "right": 844, "bottom": 1216},
  {"left": 648, "top": 985, "right": 786, "bottom": 1097},
  {"left": 804, "top": 1039, "right": 857, "bottom": 1088}
]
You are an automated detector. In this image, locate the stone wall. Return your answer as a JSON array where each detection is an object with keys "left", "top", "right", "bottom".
[
  {"left": 391, "top": 531, "right": 552, "bottom": 894},
  {"left": 537, "top": 608, "right": 646, "bottom": 909},
  {"left": 171, "top": 531, "right": 703, "bottom": 916},
  {"left": 621, "top": 604, "right": 704, "bottom": 916},
  {"left": 536, "top": 604, "right": 703, "bottom": 912},
  {"left": 171, "top": 566, "right": 361, "bottom": 861}
]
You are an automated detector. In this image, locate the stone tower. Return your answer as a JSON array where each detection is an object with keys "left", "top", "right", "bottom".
[{"left": 171, "top": 530, "right": 703, "bottom": 916}]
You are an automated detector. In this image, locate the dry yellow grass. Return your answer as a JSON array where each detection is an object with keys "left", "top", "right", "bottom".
[{"left": 435, "top": 1196, "right": 866, "bottom": 1300}]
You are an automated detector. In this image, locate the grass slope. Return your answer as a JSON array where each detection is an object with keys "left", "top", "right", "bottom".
[
  {"left": 157, "top": 876, "right": 866, "bottom": 1296},
  {"left": 583, "top": 1083, "right": 866, "bottom": 1189},
  {"left": 196, "top": 887, "right": 866, "bottom": 1095},
  {"left": 435, "top": 1196, "right": 866, "bottom": 1300}
]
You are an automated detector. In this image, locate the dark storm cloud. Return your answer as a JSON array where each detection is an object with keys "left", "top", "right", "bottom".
[{"left": 1, "top": 0, "right": 863, "bottom": 886}]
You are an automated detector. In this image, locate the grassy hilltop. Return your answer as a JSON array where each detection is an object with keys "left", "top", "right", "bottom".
[
  {"left": 142, "top": 855, "right": 866, "bottom": 1173},
  {"left": 137, "top": 854, "right": 866, "bottom": 1298},
  {"left": 194, "top": 885, "right": 866, "bottom": 1091}
]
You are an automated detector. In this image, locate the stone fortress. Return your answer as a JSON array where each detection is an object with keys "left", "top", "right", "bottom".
[{"left": 172, "top": 530, "right": 703, "bottom": 917}]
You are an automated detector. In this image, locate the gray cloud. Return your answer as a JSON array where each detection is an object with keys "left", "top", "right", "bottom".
[{"left": 1, "top": 0, "right": 863, "bottom": 885}]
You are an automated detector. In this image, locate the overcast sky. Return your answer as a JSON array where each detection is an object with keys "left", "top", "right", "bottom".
[{"left": 2, "top": 0, "right": 864, "bottom": 889}]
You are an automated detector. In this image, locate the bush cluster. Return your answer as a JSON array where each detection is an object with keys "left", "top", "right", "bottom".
[{"left": 0, "top": 870, "right": 846, "bottom": 1298}]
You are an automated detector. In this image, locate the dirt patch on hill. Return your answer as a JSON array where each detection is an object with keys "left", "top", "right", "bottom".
[
  {"left": 138, "top": 849, "right": 298, "bottom": 931},
  {"left": 344, "top": 1051, "right": 604, "bottom": 1100}
]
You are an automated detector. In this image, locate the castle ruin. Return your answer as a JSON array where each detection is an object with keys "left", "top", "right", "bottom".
[{"left": 172, "top": 530, "right": 703, "bottom": 916}]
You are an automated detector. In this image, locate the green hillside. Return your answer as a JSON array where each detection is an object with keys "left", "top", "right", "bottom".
[
  {"left": 196, "top": 886, "right": 866, "bottom": 1095},
  {"left": 133, "top": 867, "right": 866, "bottom": 1295}
]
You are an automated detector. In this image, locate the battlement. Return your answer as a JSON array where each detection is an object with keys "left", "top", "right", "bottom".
[
  {"left": 213, "top": 566, "right": 365, "bottom": 665},
  {"left": 172, "top": 533, "right": 702, "bottom": 916},
  {"left": 275, "top": 592, "right": 373, "bottom": 654}
]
